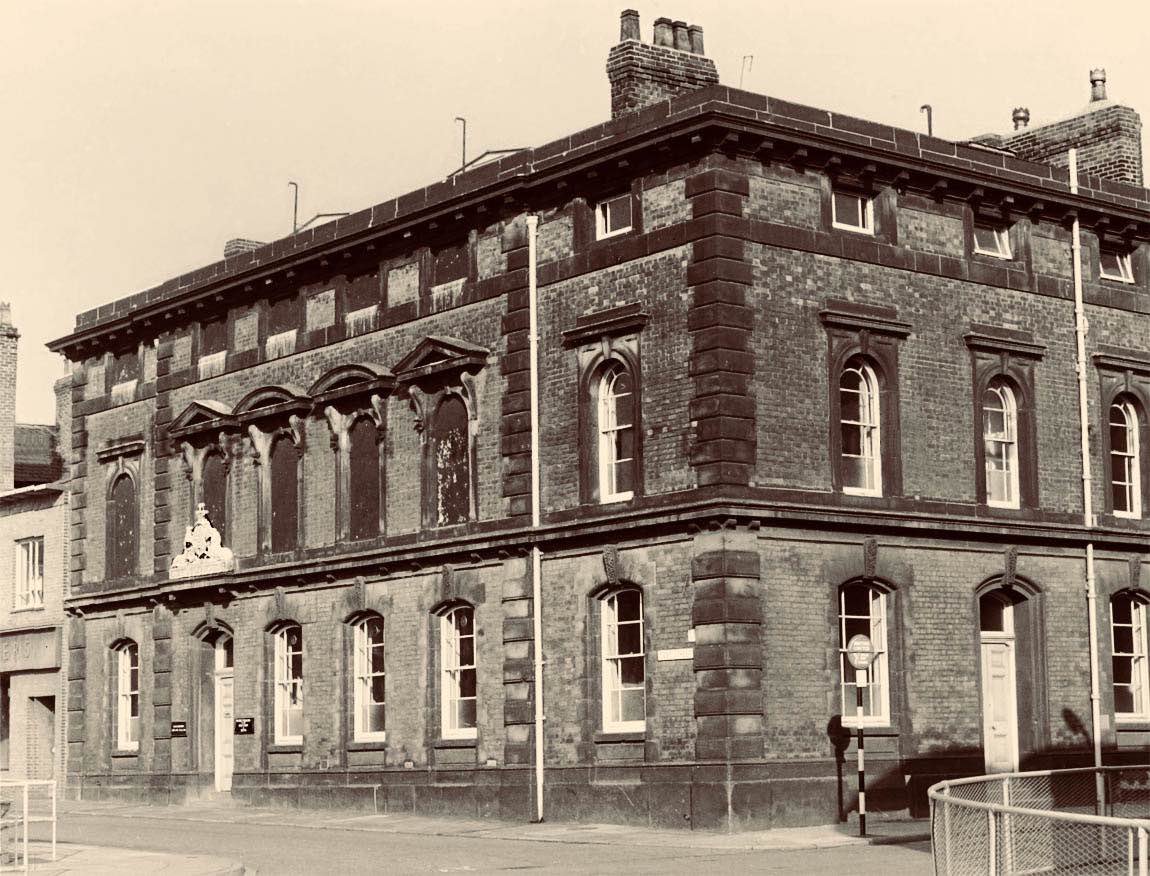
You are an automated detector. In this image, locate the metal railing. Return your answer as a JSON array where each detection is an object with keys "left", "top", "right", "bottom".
[
  {"left": 929, "top": 766, "right": 1150, "bottom": 875},
  {"left": 0, "top": 780, "right": 56, "bottom": 873}
]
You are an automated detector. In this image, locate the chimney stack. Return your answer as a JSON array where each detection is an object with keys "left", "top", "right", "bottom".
[
  {"left": 606, "top": 10, "right": 719, "bottom": 119},
  {"left": 1090, "top": 68, "right": 1107, "bottom": 102},
  {"left": 224, "top": 238, "right": 265, "bottom": 259},
  {"left": 1012, "top": 107, "right": 1030, "bottom": 130},
  {"left": 0, "top": 304, "right": 19, "bottom": 493},
  {"left": 1000, "top": 69, "right": 1142, "bottom": 186}
]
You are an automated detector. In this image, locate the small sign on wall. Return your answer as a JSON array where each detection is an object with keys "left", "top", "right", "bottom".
[
  {"left": 169, "top": 721, "right": 188, "bottom": 738},
  {"left": 234, "top": 717, "right": 255, "bottom": 735}
]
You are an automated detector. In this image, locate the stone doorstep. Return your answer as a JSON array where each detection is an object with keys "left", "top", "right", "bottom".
[{"left": 53, "top": 799, "right": 930, "bottom": 853}]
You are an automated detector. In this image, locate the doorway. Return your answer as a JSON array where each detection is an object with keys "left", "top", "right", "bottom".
[
  {"left": 979, "top": 592, "right": 1019, "bottom": 773},
  {"left": 28, "top": 696, "right": 55, "bottom": 780},
  {"left": 213, "top": 635, "right": 234, "bottom": 792}
]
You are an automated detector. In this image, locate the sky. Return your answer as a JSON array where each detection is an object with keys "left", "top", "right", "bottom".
[{"left": 3, "top": 0, "right": 1149, "bottom": 424}]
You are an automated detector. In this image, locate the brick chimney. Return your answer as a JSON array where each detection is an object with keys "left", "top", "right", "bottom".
[
  {"left": 1001, "top": 70, "right": 1143, "bottom": 185},
  {"left": 224, "top": 238, "right": 265, "bottom": 259},
  {"left": 0, "top": 304, "right": 20, "bottom": 492},
  {"left": 607, "top": 10, "right": 719, "bottom": 119}
]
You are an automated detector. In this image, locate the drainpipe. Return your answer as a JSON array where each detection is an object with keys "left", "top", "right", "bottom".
[
  {"left": 1069, "top": 149, "right": 1105, "bottom": 798},
  {"left": 526, "top": 215, "right": 545, "bottom": 822}
]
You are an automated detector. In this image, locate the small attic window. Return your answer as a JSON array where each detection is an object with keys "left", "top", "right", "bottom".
[
  {"left": 596, "top": 194, "right": 633, "bottom": 240},
  {"left": 831, "top": 190, "right": 873, "bottom": 234},
  {"left": 1100, "top": 249, "right": 1134, "bottom": 284},
  {"left": 973, "top": 224, "right": 1012, "bottom": 259}
]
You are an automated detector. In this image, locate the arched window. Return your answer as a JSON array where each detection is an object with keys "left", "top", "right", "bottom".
[
  {"left": 353, "top": 616, "right": 386, "bottom": 741},
  {"left": 107, "top": 473, "right": 138, "bottom": 579},
  {"left": 597, "top": 362, "right": 636, "bottom": 503},
  {"left": 1111, "top": 592, "right": 1149, "bottom": 720},
  {"left": 272, "top": 624, "right": 303, "bottom": 744},
  {"left": 269, "top": 436, "right": 299, "bottom": 552},
  {"left": 439, "top": 605, "right": 477, "bottom": 739},
  {"left": 1110, "top": 399, "right": 1142, "bottom": 518},
  {"left": 430, "top": 395, "right": 471, "bottom": 527},
  {"left": 601, "top": 588, "right": 645, "bottom": 732},
  {"left": 840, "top": 357, "right": 881, "bottom": 495},
  {"left": 114, "top": 641, "right": 140, "bottom": 751},
  {"left": 839, "top": 583, "right": 889, "bottom": 726},
  {"left": 201, "top": 452, "right": 228, "bottom": 541},
  {"left": 348, "top": 417, "right": 381, "bottom": 540},
  {"left": 983, "top": 379, "right": 1020, "bottom": 508}
]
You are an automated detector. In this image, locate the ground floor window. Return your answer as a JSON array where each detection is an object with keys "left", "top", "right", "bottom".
[
  {"left": 439, "top": 606, "right": 477, "bottom": 740},
  {"left": 353, "top": 616, "right": 386, "bottom": 741},
  {"left": 839, "top": 583, "right": 889, "bottom": 726},
  {"left": 273, "top": 625, "right": 304, "bottom": 744},
  {"left": 600, "top": 588, "right": 645, "bottom": 732},
  {"left": 115, "top": 642, "right": 139, "bottom": 751},
  {"left": 1112, "top": 592, "right": 1150, "bottom": 720}
]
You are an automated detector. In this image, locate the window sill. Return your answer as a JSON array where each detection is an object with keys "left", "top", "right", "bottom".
[
  {"left": 111, "top": 749, "right": 139, "bottom": 758},
  {"left": 594, "top": 731, "right": 645, "bottom": 744},
  {"left": 267, "top": 743, "right": 303, "bottom": 754},
  {"left": 595, "top": 228, "right": 633, "bottom": 242},
  {"left": 831, "top": 223, "right": 874, "bottom": 236},
  {"left": 1114, "top": 718, "right": 1150, "bottom": 731},
  {"left": 434, "top": 737, "right": 477, "bottom": 750},
  {"left": 347, "top": 739, "right": 388, "bottom": 752},
  {"left": 11, "top": 606, "right": 46, "bottom": 614},
  {"left": 1099, "top": 275, "right": 1136, "bottom": 286}
]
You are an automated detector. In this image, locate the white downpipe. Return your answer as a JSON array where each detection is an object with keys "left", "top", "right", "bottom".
[
  {"left": 526, "top": 215, "right": 545, "bottom": 822},
  {"left": 1069, "top": 149, "right": 1105, "bottom": 787}
]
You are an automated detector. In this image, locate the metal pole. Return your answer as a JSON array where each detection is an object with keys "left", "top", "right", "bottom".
[
  {"left": 1139, "top": 827, "right": 1149, "bottom": 876},
  {"left": 455, "top": 117, "right": 467, "bottom": 168},
  {"left": 856, "top": 670, "right": 866, "bottom": 837},
  {"left": 23, "top": 782, "right": 29, "bottom": 873},
  {"left": 288, "top": 181, "right": 299, "bottom": 234},
  {"left": 51, "top": 780, "right": 57, "bottom": 861}
]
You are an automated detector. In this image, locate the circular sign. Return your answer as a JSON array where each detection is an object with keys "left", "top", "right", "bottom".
[{"left": 846, "top": 634, "right": 875, "bottom": 670}]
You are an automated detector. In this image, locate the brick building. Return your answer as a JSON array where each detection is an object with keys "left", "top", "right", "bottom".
[
  {"left": 48, "top": 11, "right": 1150, "bottom": 829},
  {"left": 0, "top": 303, "right": 70, "bottom": 783}
]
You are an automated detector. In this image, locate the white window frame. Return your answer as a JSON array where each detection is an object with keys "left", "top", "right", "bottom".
[
  {"left": 1111, "top": 594, "right": 1150, "bottom": 721},
  {"left": 840, "top": 360, "right": 882, "bottom": 496},
  {"left": 983, "top": 381, "right": 1020, "bottom": 509},
  {"left": 973, "top": 224, "right": 1012, "bottom": 259},
  {"left": 116, "top": 642, "right": 140, "bottom": 751},
  {"left": 839, "top": 585, "right": 890, "bottom": 727},
  {"left": 831, "top": 190, "right": 874, "bottom": 234},
  {"left": 273, "top": 625, "right": 304, "bottom": 745},
  {"left": 440, "top": 606, "right": 478, "bottom": 740},
  {"left": 1111, "top": 400, "right": 1142, "bottom": 519},
  {"left": 15, "top": 536, "right": 44, "bottom": 610},
  {"left": 595, "top": 193, "right": 633, "bottom": 240},
  {"left": 597, "top": 362, "right": 635, "bottom": 503},
  {"left": 353, "top": 616, "right": 386, "bottom": 743},
  {"left": 600, "top": 588, "right": 646, "bottom": 733},
  {"left": 1100, "top": 250, "right": 1134, "bottom": 284}
]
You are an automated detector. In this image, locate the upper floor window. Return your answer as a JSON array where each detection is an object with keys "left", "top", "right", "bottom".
[
  {"left": 596, "top": 193, "right": 633, "bottom": 240},
  {"left": 840, "top": 357, "right": 882, "bottom": 496},
  {"left": 198, "top": 317, "right": 228, "bottom": 379},
  {"left": 15, "top": 537, "right": 44, "bottom": 610},
  {"left": 983, "top": 380, "right": 1020, "bottom": 509},
  {"left": 430, "top": 395, "right": 471, "bottom": 527},
  {"left": 1111, "top": 592, "right": 1149, "bottom": 720},
  {"left": 1110, "top": 399, "right": 1142, "bottom": 518},
  {"left": 973, "top": 223, "right": 1012, "bottom": 259},
  {"left": 115, "top": 641, "right": 140, "bottom": 751},
  {"left": 106, "top": 472, "right": 138, "bottom": 579},
  {"left": 600, "top": 588, "right": 645, "bottom": 733},
  {"left": 265, "top": 295, "right": 301, "bottom": 359},
  {"left": 200, "top": 451, "right": 228, "bottom": 541},
  {"left": 273, "top": 624, "right": 304, "bottom": 745},
  {"left": 353, "top": 616, "right": 386, "bottom": 742},
  {"left": 597, "top": 362, "right": 636, "bottom": 503},
  {"left": 1100, "top": 249, "right": 1134, "bottom": 284},
  {"left": 439, "top": 605, "right": 477, "bottom": 740},
  {"left": 831, "top": 190, "right": 873, "bottom": 234},
  {"left": 269, "top": 436, "right": 299, "bottom": 553},
  {"left": 349, "top": 417, "right": 381, "bottom": 540},
  {"left": 839, "top": 583, "right": 889, "bottom": 727}
]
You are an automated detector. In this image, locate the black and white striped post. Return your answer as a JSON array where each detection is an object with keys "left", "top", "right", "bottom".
[{"left": 846, "top": 634, "right": 876, "bottom": 838}]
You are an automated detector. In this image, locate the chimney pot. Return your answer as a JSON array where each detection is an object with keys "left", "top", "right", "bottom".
[
  {"left": 0, "top": 303, "right": 12, "bottom": 328},
  {"left": 1090, "top": 68, "right": 1107, "bottom": 102},
  {"left": 653, "top": 17, "right": 673, "bottom": 47},
  {"left": 688, "top": 24, "right": 705, "bottom": 55},
  {"left": 1012, "top": 107, "right": 1030, "bottom": 130},
  {"left": 672, "top": 20, "right": 690, "bottom": 51},
  {"left": 619, "top": 9, "right": 640, "bottom": 42}
]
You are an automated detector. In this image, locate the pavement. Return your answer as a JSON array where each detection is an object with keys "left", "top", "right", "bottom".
[{"left": 13, "top": 799, "right": 933, "bottom": 874}]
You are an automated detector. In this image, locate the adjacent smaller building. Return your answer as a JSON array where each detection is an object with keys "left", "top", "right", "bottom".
[{"left": 0, "top": 304, "right": 69, "bottom": 782}]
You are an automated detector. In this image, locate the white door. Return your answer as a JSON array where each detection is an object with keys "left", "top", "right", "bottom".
[
  {"left": 214, "top": 635, "right": 235, "bottom": 793},
  {"left": 981, "top": 639, "right": 1019, "bottom": 773}
]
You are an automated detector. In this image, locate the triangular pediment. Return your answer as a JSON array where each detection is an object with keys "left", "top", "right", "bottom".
[
  {"left": 169, "top": 400, "right": 237, "bottom": 438},
  {"left": 393, "top": 336, "right": 488, "bottom": 383}
]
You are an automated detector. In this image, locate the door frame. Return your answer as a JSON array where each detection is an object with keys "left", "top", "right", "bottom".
[
  {"left": 213, "top": 636, "right": 234, "bottom": 793},
  {"left": 980, "top": 634, "right": 1020, "bottom": 774}
]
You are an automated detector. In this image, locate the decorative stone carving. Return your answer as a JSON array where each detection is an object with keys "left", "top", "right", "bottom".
[
  {"left": 169, "top": 503, "right": 235, "bottom": 580},
  {"left": 602, "top": 545, "right": 620, "bottom": 586},
  {"left": 863, "top": 537, "right": 878, "bottom": 581}
]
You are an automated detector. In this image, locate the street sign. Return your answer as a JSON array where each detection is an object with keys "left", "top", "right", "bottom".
[
  {"left": 170, "top": 721, "right": 187, "bottom": 738},
  {"left": 234, "top": 717, "right": 255, "bottom": 735}
]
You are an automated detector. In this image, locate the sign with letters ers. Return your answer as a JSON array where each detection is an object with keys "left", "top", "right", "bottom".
[
  {"left": 0, "top": 628, "right": 61, "bottom": 672},
  {"left": 234, "top": 717, "right": 255, "bottom": 735}
]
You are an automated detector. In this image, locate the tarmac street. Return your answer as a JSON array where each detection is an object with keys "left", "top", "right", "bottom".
[{"left": 26, "top": 800, "right": 934, "bottom": 874}]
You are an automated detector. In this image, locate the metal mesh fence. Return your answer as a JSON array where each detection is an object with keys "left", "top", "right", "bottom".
[
  {"left": 0, "top": 780, "right": 57, "bottom": 873},
  {"left": 931, "top": 768, "right": 1150, "bottom": 875}
]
